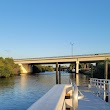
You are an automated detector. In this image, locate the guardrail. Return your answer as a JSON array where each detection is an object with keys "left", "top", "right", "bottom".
[{"left": 89, "top": 78, "right": 110, "bottom": 103}]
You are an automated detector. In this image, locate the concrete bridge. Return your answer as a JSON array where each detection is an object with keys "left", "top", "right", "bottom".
[{"left": 14, "top": 53, "right": 110, "bottom": 77}]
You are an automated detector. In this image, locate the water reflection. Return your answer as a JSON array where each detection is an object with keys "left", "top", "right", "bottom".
[
  {"left": 0, "top": 77, "right": 14, "bottom": 93},
  {"left": 20, "top": 74, "right": 28, "bottom": 90},
  {"left": 69, "top": 73, "right": 89, "bottom": 86},
  {"left": 76, "top": 73, "right": 80, "bottom": 86}
]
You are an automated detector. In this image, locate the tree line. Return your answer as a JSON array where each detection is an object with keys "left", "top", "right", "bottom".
[
  {"left": 33, "top": 65, "right": 54, "bottom": 73},
  {"left": 0, "top": 57, "right": 20, "bottom": 78},
  {"left": 69, "top": 62, "right": 110, "bottom": 79}
]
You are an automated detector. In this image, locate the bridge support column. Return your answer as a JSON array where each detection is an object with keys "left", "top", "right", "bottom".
[
  {"left": 19, "top": 64, "right": 32, "bottom": 74},
  {"left": 105, "top": 61, "right": 108, "bottom": 79},
  {"left": 56, "top": 62, "right": 59, "bottom": 84},
  {"left": 84, "top": 63, "right": 87, "bottom": 69},
  {"left": 76, "top": 61, "right": 79, "bottom": 74}
]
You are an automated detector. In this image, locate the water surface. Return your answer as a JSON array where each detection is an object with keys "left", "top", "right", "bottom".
[{"left": 0, "top": 72, "right": 89, "bottom": 110}]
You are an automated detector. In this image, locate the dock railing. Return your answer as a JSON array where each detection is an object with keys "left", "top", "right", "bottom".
[
  {"left": 70, "top": 79, "right": 84, "bottom": 110},
  {"left": 89, "top": 78, "right": 110, "bottom": 103},
  {"left": 28, "top": 81, "right": 84, "bottom": 110}
]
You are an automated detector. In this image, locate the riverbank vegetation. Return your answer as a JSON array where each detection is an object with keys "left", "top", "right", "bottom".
[
  {"left": 93, "top": 63, "right": 110, "bottom": 79},
  {"left": 33, "top": 65, "right": 54, "bottom": 73},
  {"left": 69, "top": 62, "right": 110, "bottom": 79},
  {"left": 0, "top": 57, "right": 20, "bottom": 78}
]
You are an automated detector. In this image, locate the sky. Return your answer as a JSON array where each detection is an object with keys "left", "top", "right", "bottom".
[{"left": 0, "top": 0, "right": 110, "bottom": 59}]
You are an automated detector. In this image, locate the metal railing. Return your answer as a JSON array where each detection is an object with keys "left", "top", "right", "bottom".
[
  {"left": 89, "top": 78, "right": 110, "bottom": 103},
  {"left": 70, "top": 80, "right": 84, "bottom": 110}
]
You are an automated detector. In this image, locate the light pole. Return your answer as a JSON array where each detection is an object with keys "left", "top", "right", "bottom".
[{"left": 70, "top": 42, "right": 74, "bottom": 57}]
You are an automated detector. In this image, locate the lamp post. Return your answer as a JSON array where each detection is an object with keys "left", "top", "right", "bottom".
[{"left": 70, "top": 42, "right": 74, "bottom": 57}]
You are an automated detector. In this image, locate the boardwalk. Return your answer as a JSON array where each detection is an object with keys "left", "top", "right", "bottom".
[{"left": 78, "top": 87, "right": 110, "bottom": 110}]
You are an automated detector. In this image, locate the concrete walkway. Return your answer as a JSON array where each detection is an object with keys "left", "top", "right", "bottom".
[{"left": 78, "top": 87, "right": 110, "bottom": 110}]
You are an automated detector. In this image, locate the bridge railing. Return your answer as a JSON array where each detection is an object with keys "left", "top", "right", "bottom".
[
  {"left": 89, "top": 78, "right": 110, "bottom": 103},
  {"left": 14, "top": 53, "right": 110, "bottom": 60}
]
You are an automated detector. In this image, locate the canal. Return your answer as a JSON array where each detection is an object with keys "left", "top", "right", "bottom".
[{"left": 0, "top": 72, "right": 89, "bottom": 110}]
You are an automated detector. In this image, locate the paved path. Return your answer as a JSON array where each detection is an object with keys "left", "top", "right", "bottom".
[{"left": 78, "top": 86, "right": 110, "bottom": 110}]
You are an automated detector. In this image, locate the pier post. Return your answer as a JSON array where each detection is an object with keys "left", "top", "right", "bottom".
[
  {"left": 56, "top": 62, "right": 59, "bottom": 84},
  {"left": 104, "top": 80, "right": 106, "bottom": 101},
  {"left": 91, "top": 64, "right": 93, "bottom": 78},
  {"left": 76, "top": 61, "right": 79, "bottom": 74},
  {"left": 96, "top": 62, "right": 98, "bottom": 74},
  {"left": 59, "top": 65, "right": 61, "bottom": 84},
  {"left": 108, "top": 81, "right": 110, "bottom": 103},
  {"left": 104, "top": 61, "right": 108, "bottom": 79}
]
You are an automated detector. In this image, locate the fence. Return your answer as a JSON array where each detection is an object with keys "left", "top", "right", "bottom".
[{"left": 89, "top": 78, "right": 110, "bottom": 103}]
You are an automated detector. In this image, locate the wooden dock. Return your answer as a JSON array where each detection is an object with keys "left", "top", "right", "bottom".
[{"left": 78, "top": 86, "right": 110, "bottom": 110}]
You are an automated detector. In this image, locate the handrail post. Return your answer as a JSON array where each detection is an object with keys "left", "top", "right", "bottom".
[
  {"left": 104, "top": 80, "right": 106, "bottom": 101},
  {"left": 98, "top": 79, "right": 101, "bottom": 97},
  {"left": 96, "top": 79, "right": 98, "bottom": 96},
  {"left": 108, "top": 81, "right": 110, "bottom": 103},
  {"left": 72, "top": 85, "right": 78, "bottom": 110}
]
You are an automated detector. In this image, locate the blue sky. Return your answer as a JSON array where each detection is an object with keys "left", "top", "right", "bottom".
[{"left": 0, "top": 0, "right": 110, "bottom": 58}]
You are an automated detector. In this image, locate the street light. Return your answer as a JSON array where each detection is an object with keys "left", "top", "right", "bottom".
[{"left": 70, "top": 42, "right": 74, "bottom": 57}]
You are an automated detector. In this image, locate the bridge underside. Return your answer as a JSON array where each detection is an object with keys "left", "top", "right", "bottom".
[{"left": 18, "top": 60, "right": 109, "bottom": 80}]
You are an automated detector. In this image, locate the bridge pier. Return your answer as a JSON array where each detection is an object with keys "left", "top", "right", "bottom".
[
  {"left": 76, "top": 61, "right": 79, "bottom": 74},
  {"left": 19, "top": 64, "right": 33, "bottom": 74}
]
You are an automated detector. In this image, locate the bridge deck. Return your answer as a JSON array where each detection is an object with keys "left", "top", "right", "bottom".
[{"left": 78, "top": 87, "right": 110, "bottom": 110}]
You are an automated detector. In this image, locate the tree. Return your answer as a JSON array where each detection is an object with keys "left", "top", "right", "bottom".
[
  {"left": 0, "top": 57, "right": 20, "bottom": 78},
  {"left": 33, "top": 65, "right": 54, "bottom": 73}
]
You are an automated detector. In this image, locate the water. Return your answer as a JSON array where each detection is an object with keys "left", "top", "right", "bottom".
[{"left": 0, "top": 72, "right": 89, "bottom": 110}]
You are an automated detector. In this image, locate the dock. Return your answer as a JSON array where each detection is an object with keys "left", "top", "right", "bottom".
[
  {"left": 28, "top": 78, "right": 110, "bottom": 110},
  {"left": 78, "top": 86, "right": 110, "bottom": 110}
]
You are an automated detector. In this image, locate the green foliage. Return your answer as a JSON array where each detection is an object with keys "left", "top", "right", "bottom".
[
  {"left": 93, "top": 62, "right": 109, "bottom": 79},
  {"left": 0, "top": 57, "right": 20, "bottom": 78},
  {"left": 69, "top": 63, "right": 75, "bottom": 73},
  {"left": 45, "top": 66, "right": 54, "bottom": 72},
  {"left": 33, "top": 65, "right": 54, "bottom": 73},
  {"left": 105, "top": 58, "right": 110, "bottom": 63},
  {"left": 93, "top": 63, "right": 104, "bottom": 78}
]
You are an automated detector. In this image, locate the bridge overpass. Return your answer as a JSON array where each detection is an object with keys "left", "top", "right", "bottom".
[{"left": 14, "top": 53, "right": 110, "bottom": 77}]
